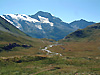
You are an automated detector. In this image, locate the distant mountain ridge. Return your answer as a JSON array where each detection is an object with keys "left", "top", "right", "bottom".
[
  {"left": 69, "top": 19, "right": 95, "bottom": 30},
  {"left": 1, "top": 11, "right": 95, "bottom": 40}
]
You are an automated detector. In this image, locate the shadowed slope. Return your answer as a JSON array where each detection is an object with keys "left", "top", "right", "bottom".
[{"left": 62, "top": 23, "right": 100, "bottom": 42}]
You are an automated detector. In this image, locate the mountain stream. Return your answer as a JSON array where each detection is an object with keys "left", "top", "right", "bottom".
[{"left": 41, "top": 42, "right": 62, "bottom": 56}]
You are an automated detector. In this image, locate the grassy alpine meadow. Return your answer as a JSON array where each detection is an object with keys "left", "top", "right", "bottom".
[
  {"left": 0, "top": 37, "right": 100, "bottom": 75},
  {"left": 0, "top": 54, "right": 100, "bottom": 75},
  {"left": 46, "top": 41, "right": 100, "bottom": 75},
  {"left": 0, "top": 34, "right": 100, "bottom": 74}
]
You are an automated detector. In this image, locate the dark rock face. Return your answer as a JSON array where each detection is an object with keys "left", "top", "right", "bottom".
[{"left": 31, "top": 11, "right": 53, "bottom": 21}]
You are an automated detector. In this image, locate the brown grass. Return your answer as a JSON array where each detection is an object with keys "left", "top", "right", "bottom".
[{"left": 49, "top": 41, "right": 100, "bottom": 57}]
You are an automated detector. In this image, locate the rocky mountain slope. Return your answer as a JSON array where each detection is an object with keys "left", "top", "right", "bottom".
[
  {"left": 1, "top": 11, "right": 95, "bottom": 40},
  {"left": 69, "top": 19, "right": 94, "bottom": 30}
]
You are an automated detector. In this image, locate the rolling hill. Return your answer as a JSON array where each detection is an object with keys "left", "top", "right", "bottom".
[{"left": 62, "top": 23, "right": 100, "bottom": 42}]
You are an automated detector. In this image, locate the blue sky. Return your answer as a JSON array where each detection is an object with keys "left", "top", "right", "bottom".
[{"left": 0, "top": 0, "right": 100, "bottom": 23}]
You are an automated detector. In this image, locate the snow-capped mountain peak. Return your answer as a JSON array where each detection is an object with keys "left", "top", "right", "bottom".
[
  {"left": 0, "top": 15, "right": 14, "bottom": 25},
  {"left": 1, "top": 14, "right": 41, "bottom": 29},
  {"left": 1, "top": 14, "right": 54, "bottom": 29},
  {"left": 0, "top": 11, "right": 95, "bottom": 40},
  {"left": 6, "top": 14, "right": 39, "bottom": 23}
]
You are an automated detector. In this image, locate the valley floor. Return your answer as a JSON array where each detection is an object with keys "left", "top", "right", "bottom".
[{"left": 0, "top": 41, "right": 100, "bottom": 75}]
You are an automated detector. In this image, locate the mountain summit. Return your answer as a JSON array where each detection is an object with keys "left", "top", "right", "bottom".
[
  {"left": 1, "top": 11, "right": 95, "bottom": 40},
  {"left": 31, "top": 11, "right": 53, "bottom": 20}
]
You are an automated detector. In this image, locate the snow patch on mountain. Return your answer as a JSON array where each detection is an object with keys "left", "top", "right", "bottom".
[
  {"left": 35, "top": 25, "right": 42, "bottom": 29},
  {"left": 2, "top": 14, "right": 54, "bottom": 30},
  {"left": 1, "top": 15, "right": 14, "bottom": 25},
  {"left": 5, "top": 14, "right": 39, "bottom": 23},
  {"left": 13, "top": 20, "right": 22, "bottom": 29},
  {"left": 38, "top": 15, "right": 54, "bottom": 26}
]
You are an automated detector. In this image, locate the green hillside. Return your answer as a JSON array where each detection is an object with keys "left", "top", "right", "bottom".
[
  {"left": 0, "top": 16, "right": 28, "bottom": 43},
  {"left": 61, "top": 23, "right": 100, "bottom": 42}
]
